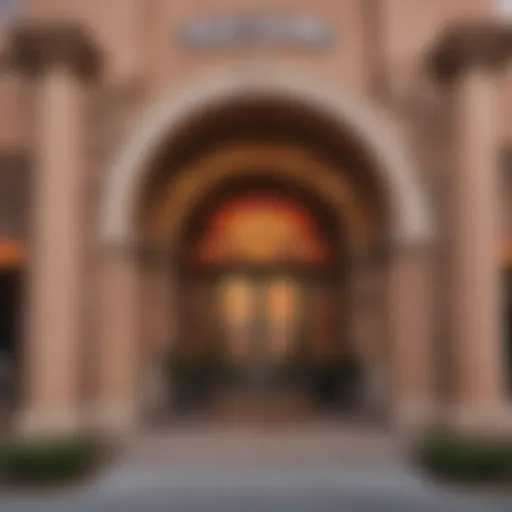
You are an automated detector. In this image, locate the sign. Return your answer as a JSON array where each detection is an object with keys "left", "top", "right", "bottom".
[{"left": 180, "top": 14, "right": 333, "bottom": 50}]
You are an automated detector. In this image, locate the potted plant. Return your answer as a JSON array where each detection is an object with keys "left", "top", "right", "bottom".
[{"left": 167, "top": 344, "right": 225, "bottom": 410}]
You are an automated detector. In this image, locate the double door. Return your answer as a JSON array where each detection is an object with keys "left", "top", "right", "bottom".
[
  {"left": 180, "top": 269, "right": 339, "bottom": 395},
  {"left": 217, "top": 274, "right": 301, "bottom": 390}
]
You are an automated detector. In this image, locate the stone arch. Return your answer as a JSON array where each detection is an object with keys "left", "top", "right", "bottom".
[
  {"left": 100, "top": 68, "right": 434, "bottom": 249},
  {"left": 143, "top": 143, "right": 376, "bottom": 254}
]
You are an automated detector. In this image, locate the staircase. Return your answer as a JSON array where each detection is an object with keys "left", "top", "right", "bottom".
[
  {"left": 117, "top": 420, "right": 400, "bottom": 471},
  {"left": 208, "top": 389, "right": 314, "bottom": 424}
]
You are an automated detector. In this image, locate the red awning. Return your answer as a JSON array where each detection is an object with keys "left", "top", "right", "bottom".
[
  {"left": 0, "top": 238, "right": 23, "bottom": 270},
  {"left": 505, "top": 243, "right": 512, "bottom": 266}
]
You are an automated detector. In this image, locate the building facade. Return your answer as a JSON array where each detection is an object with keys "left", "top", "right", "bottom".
[{"left": 0, "top": 0, "right": 511, "bottom": 437}]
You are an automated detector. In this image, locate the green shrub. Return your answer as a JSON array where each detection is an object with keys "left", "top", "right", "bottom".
[
  {"left": 417, "top": 432, "right": 512, "bottom": 484},
  {"left": 0, "top": 436, "right": 101, "bottom": 485}
]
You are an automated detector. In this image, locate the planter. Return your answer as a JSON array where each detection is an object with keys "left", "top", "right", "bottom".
[
  {"left": 0, "top": 436, "right": 103, "bottom": 487},
  {"left": 416, "top": 432, "right": 512, "bottom": 485}
]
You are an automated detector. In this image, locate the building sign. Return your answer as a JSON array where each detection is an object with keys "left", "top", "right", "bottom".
[{"left": 180, "top": 14, "right": 333, "bottom": 50}]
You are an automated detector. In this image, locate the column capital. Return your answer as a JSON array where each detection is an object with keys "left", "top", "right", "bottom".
[
  {"left": 9, "top": 21, "right": 102, "bottom": 81},
  {"left": 430, "top": 21, "right": 512, "bottom": 83}
]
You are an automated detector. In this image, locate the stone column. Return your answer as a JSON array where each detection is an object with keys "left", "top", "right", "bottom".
[
  {"left": 10, "top": 24, "right": 100, "bottom": 435},
  {"left": 388, "top": 246, "right": 434, "bottom": 431},
  {"left": 451, "top": 67, "right": 504, "bottom": 425},
  {"left": 145, "top": 253, "right": 175, "bottom": 358},
  {"left": 348, "top": 247, "right": 386, "bottom": 364},
  {"left": 432, "top": 23, "right": 510, "bottom": 429},
  {"left": 350, "top": 246, "right": 391, "bottom": 416},
  {"left": 348, "top": 257, "right": 371, "bottom": 361},
  {"left": 97, "top": 248, "right": 141, "bottom": 434},
  {"left": 139, "top": 251, "right": 175, "bottom": 422}
]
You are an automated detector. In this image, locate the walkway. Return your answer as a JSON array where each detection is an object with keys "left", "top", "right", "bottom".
[{"left": 1, "top": 421, "right": 511, "bottom": 511}]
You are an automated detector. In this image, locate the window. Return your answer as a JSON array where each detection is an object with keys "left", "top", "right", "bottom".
[
  {"left": 503, "top": 149, "right": 512, "bottom": 394},
  {"left": 498, "top": 0, "right": 512, "bottom": 16},
  {"left": 0, "top": 0, "right": 18, "bottom": 19},
  {"left": 504, "top": 266, "right": 512, "bottom": 394}
]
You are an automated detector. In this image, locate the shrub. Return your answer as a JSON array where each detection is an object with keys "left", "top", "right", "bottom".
[
  {"left": 0, "top": 436, "right": 101, "bottom": 485},
  {"left": 417, "top": 432, "right": 512, "bottom": 484},
  {"left": 167, "top": 350, "right": 225, "bottom": 408}
]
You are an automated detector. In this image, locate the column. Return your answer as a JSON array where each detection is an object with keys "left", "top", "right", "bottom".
[
  {"left": 10, "top": 24, "right": 100, "bottom": 435},
  {"left": 432, "top": 24, "right": 509, "bottom": 430},
  {"left": 96, "top": 248, "right": 140, "bottom": 434},
  {"left": 450, "top": 66, "right": 505, "bottom": 426},
  {"left": 348, "top": 247, "right": 390, "bottom": 417},
  {"left": 388, "top": 247, "right": 435, "bottom": 431},
  {"left": 139, "top": 251, "right": 175, "bottom": 421},
  {"left": 348, "top": 248, "right": 384, "bottom": 363}
]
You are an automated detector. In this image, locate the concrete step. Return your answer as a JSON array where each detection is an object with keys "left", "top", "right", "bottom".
[
  {"left": 119, "top": 422, "right": 401, "bottom": 469},
  {"left": 208, "top": 390, "right": 314, "bottom": 423}
]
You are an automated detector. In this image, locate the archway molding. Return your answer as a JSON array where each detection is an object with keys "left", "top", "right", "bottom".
[
  {"left": 101, "top": 68, "right": 434, "bottom": 248},
  {"left": 142, "top": 142, "right": 378, "bottom": 255}
]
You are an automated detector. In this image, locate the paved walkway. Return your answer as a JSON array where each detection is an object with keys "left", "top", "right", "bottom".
[
  {"left": 118, "top": 420, "right": 402, "bottom": 468},
  {"left": 1, "top": 422, "right": 511, "bottom": 511}
]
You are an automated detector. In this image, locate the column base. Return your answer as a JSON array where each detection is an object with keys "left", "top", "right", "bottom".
[
  {"left": 16, "top": 408, "right": 87, "bottom": 439},
  {"left": 392, "top": 401, "right": 439, "bottom": 436},
  {"left": 91, "top": 403, "right": 139, "bottom": 438},
  {"left": 440, "top": 404, "right": 512, "bottom": 436}
]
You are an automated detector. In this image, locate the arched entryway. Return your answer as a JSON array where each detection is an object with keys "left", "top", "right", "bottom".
[
  {"left": 173, "top": 178, "right": 348, "bottom": 415},
  {"left": 97, "top": 71, "right": 435, "bottom": 432}
]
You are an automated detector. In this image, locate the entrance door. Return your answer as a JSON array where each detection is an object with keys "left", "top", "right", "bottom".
[{"left": 217, "top": 275, "right": 300, "bottom": 392}]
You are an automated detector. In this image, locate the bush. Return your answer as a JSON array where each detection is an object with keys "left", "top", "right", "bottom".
[
  {"left": 0, "top": 436, "right": 101, "bottom": 485},
  {"left": 417, "top": 432, "right": 512, "bottom": 484},
  {"left": 167, "top": 350, "right": 225, "bottom": 408}
]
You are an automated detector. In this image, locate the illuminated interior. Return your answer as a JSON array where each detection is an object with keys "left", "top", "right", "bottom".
[
  {"left": 194, "top": 192, "right": 332, "bottom": 266},
  {"left": 179, "top": 189, "right": 340, "bottom": 394}
]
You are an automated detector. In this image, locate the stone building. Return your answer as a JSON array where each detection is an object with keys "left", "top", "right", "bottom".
[{"left": 0, "top": 0, "right": 511, "bottom": 437}]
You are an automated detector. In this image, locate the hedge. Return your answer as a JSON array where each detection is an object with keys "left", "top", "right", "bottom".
[
  {"left": 417, "top": 432, "right": 512, "bottom": 484},
  {"left": 0, "top": 436, "right": 101, "bottom": 485}
]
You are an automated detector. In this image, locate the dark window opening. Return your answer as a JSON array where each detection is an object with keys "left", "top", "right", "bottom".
[
  {"left": 505, "top": 266, "right": 512, "bottom": 395},
  {"left": 0, "top": 269, "right": 22, "bottom": 419}
]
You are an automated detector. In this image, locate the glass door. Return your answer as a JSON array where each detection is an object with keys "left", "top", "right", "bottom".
[
  {"left": 217, "top": 274, "right": 302, "bottom": 392},
  {"left": 218, "top": 275, "right": 255, "bottom": 367},
  {"left": 265, "top": 277, "right": 300, "bottom": 358}
]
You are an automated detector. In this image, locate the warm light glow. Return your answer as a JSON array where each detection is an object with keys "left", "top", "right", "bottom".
[
  {"left": 217, "top": 276, "right": 300, "bottom": 364},
  {"left": 196, "top": 192, "right": 331, "bottom": 264},
  {"left": 266, "top": 279, "right": 299, "bottom": 360},
  {"left": 218, "top": 276, "right": 255, "bottom": 362}
]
